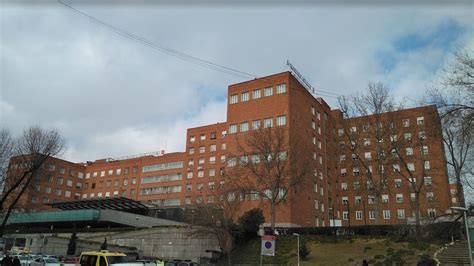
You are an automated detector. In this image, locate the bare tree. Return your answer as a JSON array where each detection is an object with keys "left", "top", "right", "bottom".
[
  {"left": 337, "top": 83, "right": 399, "bottom": 223},
  {"left": 0, "top": 126, "right": 65, "bottom": 236},
  {"left": 226, "top": 126, "right": 312, "bottom": 232},
  {"left": 387, "top": 111, "right": 443, "bottom": 234},
  {"left": 189, "top": 186, "right": 243, "bottom": 266},
  {"left": 428, "top": 48, "right": 474, "bottom": 206}
]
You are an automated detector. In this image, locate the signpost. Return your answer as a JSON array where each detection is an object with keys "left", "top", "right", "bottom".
[{"left": 260, "top": 235, "right": 276, "bottom": 265}]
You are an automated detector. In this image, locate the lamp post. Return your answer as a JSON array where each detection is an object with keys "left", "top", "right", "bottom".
[
  {"left": 293, "top": 233, "right": 300, "bottom": 266},
  {"left": 451, "top": 207, "right": 472, "bottom": 266}
]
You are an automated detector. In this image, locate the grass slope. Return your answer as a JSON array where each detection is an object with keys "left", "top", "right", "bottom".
[{"left": 222, "top": 235, "right": 439, "bottom": 265}]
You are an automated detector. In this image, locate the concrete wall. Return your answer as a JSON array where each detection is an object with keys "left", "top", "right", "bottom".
[
  {"left": 85, "top": 226, "right": 220, "bottom": 262},
  {"left": 4, "top": 233, "right": 136, "bottom": 256}
]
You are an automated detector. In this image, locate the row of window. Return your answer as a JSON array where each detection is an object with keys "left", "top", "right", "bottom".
[
  {"left": 229, "top": 84, "right": 287, "bottom": 105},
  {"left": 340, "top": 145, "right": 429, "bottom": 162},
  {"left": 31, "top": 192, "right": 81, "bottom": 203},
  {"left": 189, "top": 131, "right": 221, "bottom": 143},
  {"left": 340, "top": 208, "right": 436, "bottom": 220},
  {"left": 340, "top": 161, "right": 431, "bottom": 176},
  {"left": 341, "top": 177, "right": 433, "bottom": 191},
  {"left": 86, "top": 166, "right": 139, "bottom": 179},
  {"left": 227, "top": 152, "right": 287, "bottom": 167},
  {"left": 339, "top": 192, "right": 435, "bottom": 205},
  {"left": 229, "top": 115, "right": 287, "bottom": 134},
  {"left": 142, "top": 161, "right": 183, "bottom": 173},
  {"left": 188, "top": 143, "right": 226, "bottom": 155},
  {"left": 186, "top": 167, "right": 224, "bottom": 179},
  {"left": 338, "top": 116, "right": 426, "bottom": 136},
  {"left": 141, "top": 173, "right": 182, "bottom": 184},
  {"left": 40, "top": 176, "right": 82, "bottom": 188},
  {"left": 83, "top": 189, "right": 137, "bottom": 199},
  {"left": 140, "top": 185, "right": 182, "bottom": 195},
  {"left": 85, "top": 177, "right": 137, "bottom": 189}
]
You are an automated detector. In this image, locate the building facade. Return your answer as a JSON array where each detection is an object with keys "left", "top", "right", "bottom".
[{"left": 5, "top": 72, "right": 456, "bottom": 227}]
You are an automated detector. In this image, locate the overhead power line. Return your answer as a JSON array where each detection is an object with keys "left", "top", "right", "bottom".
[
  {"left": 57, "top": 0, "right": 345, "bottom": 99},
  {"left": 57, "top": 0, "right": 257, "bottom": 79}
]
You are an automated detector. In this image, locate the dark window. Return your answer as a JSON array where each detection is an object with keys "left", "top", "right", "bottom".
[{"left": 210, "top": 132, "right": 217, "bottom": 140}]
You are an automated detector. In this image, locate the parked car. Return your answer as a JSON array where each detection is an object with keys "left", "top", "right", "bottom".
[
  {"left": 17, "top": 255, "right": 34, "bottom": 266},
  {"left": 30, "top": 257, "right": 60, "bottom": 266}
]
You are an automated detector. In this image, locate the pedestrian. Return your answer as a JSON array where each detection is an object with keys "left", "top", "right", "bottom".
[
  {"left": 2, "top": 255, "right": 12, "bottom": 266},
  {"left": 362, "top": 259, "right": 369, "bottom": 266},
  {"left": 12, "top": 256, "right": 20, "bottom": 266}
]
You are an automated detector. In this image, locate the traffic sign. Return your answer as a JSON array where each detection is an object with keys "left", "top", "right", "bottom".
[{"left": 261, "top": 235, "right": 276, "bottom": 256}]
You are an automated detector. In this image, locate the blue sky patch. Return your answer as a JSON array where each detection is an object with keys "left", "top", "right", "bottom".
[{"left": 378, "top": 19, "right": 465, "bottom": 74}]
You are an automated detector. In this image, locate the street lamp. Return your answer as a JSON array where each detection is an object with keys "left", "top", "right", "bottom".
[
  {"left": 293, "top": 233, "right": 300, "bottom": 266},
  {"left": 451, "top": 206, "right": 473, "bottom": 266}
]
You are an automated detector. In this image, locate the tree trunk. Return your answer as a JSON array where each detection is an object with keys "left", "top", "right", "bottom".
[
  {"left": 271, "top": 201, "right": 276, "bottom": 233},
  {"left": 414, "top": 193, "right": 421, "bottom": 237}
]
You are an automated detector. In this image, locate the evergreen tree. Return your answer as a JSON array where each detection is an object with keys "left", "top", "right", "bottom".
[
  {"left": 101, "top": 238, "right": 107, "bottom": 250},
  {"left": 67, "top": 232, "right": 77, "bottom": 255},
  {"left": 299, "top": 240, "right": 310, "bottom": 260}
]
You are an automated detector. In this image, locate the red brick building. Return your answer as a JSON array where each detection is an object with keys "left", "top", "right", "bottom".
[{"left": 5, "top": 72, "right": 456, "bottom": 227}]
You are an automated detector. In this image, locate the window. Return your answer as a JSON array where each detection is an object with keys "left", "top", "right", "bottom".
[
  {"left": 200, "top": 134, "right": 206, "bottom": 141},
  {"left": 222, "top": 130, "right": 227, "bottom": 138},
  {"left": 264, "top": 118, "right": 273, "bottom": 128},
  {"left": 406, "top": 147, "right": 413, "bottom": 156},
  {"left": 187, "top": 172, "right": 193, "bottom": 179},
  {"left": 382, "top": 194, "right": 389, "bottom": 203},
  {"left": 419, "top": 131, "right": 426, "bottom": 140},
  {"left": 353, "top": 167, "right": 360, "bottom": 176},
  {"left": 426, "top": 192, "right": 434, "bottom": 202},
  {"left": 390, "top": 135, "right": 398, "bottom": 142},
  {"left": 424, "top": 161, "right": 430, "bottom": 170},
  {"left": 65, "top": 191, "right": 71, "bottom": 198},
  {"left": 404, "top": 133, "right": 412, "bottom": 141},
  {"left": 123, "top": 178, "right": 128, "bottom": 186},
  {"left": 276, "top": 84, "right": 286, "bottom": 94},
  {"left": 312, "top": 121, "right": 316, "bottom": 130},
  {"left": 383, "top": 210, "right": 391, "bottom": 219},
  {"left": 189, "top": 136, "right": 195, "bottom": 143},
  {"left": 338, "top": 128, "right": 344, "bottom": 136},
  {"left": 209, "top": 156, "right": 216, "bottom": 164},
  {"left": 276, "top": 115, "right": 286, "bottom": 126},
  {"left": 107, "top": 169, "right": 113, "bottom": 176},
  {"left": 221, "top": 155, "right": 226, "bottom": 163},
  {"left": 341, "top": 182, "right": 348, "bottom": 191},
  {"left": 364, "top": 152, "right": 372, "bottom": 160},
  {"left": 422, "top": 146, "right": 429, "bottom": 155},
  {"left": 341, "top": 168, "right": 347, "bottom": 176},
  {"left": 364, "top": 138, "right": 371, "bottom": 146},
  {"left": 209, "top": 168, "right": 216, "bottom": 177},
  {"left": 240, "top": 122, "right": 249, "bottom": 132},
  {"left": 55, "top": 189, "right": 62, "bottom": 196},
  {"left": 318, "top": 126, "right": 322, "bottom": 135},
  {"left": 253, "top": 89, "right": 261, "bottom": 99},
  {"left": 252, "top": 120, "right": 261, "bottom": 130},
  {"left": 356, "top": 211, "right": 363, "bottom": 220},
  {"left": 230, "top": 94, "right": 238, "bottom": 104},
  {"left": 198, "top": 170, "right": 204, "bottom": 178},
  {"left": 228, "top": 157, "right": 237, "bottom": 167},
  {"left": 340, "top": 155, "right": 346, "bottom": 162},
  {"left": 241, "top": 92, "right": 249, "bottom": 102},
  {"left": 100, "top": 171, "right": 105, "bottom": 177},
  {"left": 395, "top": 179, "right": 402, "bottom": 188},
  {"left": 402, "top": 119, "right": 410, "bottom": 127},
  {"left": 367, "top": 181, "right": 374, "bottom": 189},
  {"left": 198, "top": 158, "right": 205, "bottom": 165},
  {"left": 408, "top": 163, "right": 415, "bottom": 172},
  {"left": 199, "top": 146, "right": 205, "bottom": 153},
  {"left": 428, "top": 208, "right": 436, "bottom": 218},
  {"left": 424, "top": 176, "right": 432, "bottom": 186},
  {"left": 411, "top": 193, "right": 416, "bottom": 202},
  {"left": 363, "top": 124, "right": 369, "bottom": 133},
  {"left": 317, "top": 112, "right": 321, "bottom": 120},
  {"left": 369, "top": 210, "right": 376, "bottom": 220},
  {"left": 314, "top": 200, "right": 319, "bottom": 209},
  {"left": 343, "top": 211, "right": 349, "bottom": 220},
  {"left": 368, "top": 196, "right": 375, "bottom": 204},
  {"left": 209, "top": 144, "right": 216, "bottom": 152},
  {"left": 396, "top": 194, "right": 404, "bottom": 203},
  {"left": 189, "top": 148, "right": 195, "bottom": 155},
  {"left": 397, "top": 209, "right": 405, "bottom": 219},
  {"left": 342, "top": 196, "right": 349, "bottom": 205},
  {"left": 264, "top": 87, "right": 273, "bottom": 96},
  {"left": 311, "top": 106, "right": 315, "bottom": 115},
  {"left": 57, "top": 177, "right": 64, "bottom": 185},
  {"left": 417, "top": 116, "right": 424, "bottom": 125},
  {"left": 393, "top": 164, "right": 400, "bottom": 172},
  {"left": 355, "top": 196, "right": 362, "bottom": 205},
  {"left": 229, "top": 124, "right": 237, "bottom": 134},
  {"left": 353, "top": 182, "right": 360, "bottom": 191},
  {"left": 221, "top": 143, "right": 226, "bottom": 151}
]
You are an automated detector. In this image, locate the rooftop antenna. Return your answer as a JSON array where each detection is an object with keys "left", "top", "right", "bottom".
[{"left": 286, "top": 60, "right": 316, "bottom": 95}]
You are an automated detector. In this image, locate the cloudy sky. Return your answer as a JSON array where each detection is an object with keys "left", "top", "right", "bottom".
[{"left": 1, "top": 0, "right": 472, "bottom": 162}]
